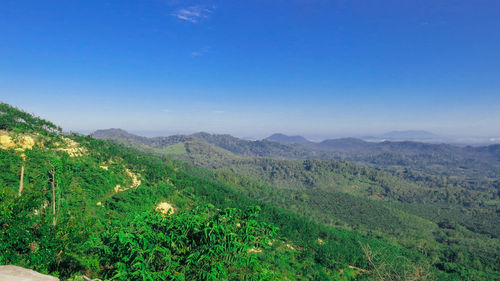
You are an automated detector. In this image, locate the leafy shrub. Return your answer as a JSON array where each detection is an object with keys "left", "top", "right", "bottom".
[{"left": 90, "top": 204, "right": 278, "bottom": 281}]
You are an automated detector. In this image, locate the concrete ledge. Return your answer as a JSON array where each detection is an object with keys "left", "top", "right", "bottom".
[{"left": 0, "top": 265, "right": 59, "bottom": 281}]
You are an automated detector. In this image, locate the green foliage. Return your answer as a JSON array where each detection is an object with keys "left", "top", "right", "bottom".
[{"left": 91, "top": 205, "right": 278, "bottom": 280}]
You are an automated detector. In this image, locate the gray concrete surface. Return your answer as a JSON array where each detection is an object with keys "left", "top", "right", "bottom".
[{"left": 0, "top": 265, "right": 59, "bottom": 281}]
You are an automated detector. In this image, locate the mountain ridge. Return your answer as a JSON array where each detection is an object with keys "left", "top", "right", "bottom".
[{"left": 92, "top": 128, "right": 500, "bottom": 159}]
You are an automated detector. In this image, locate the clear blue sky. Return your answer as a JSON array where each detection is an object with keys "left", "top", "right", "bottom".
[{"left": 1, "top": 0, "right": 499, "bottom": 138}]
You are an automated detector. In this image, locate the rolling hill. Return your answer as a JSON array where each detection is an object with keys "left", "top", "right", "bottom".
[
  {"left": 5, "top": 103, "right": 489, "bottom": 280},
  {"left": 92, "top": 127, "right": 500, "bottom": 280},
  {"left": 94, "top": 128, "right": 500, "bottom": 192}
]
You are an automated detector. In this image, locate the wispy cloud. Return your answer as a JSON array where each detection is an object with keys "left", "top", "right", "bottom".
[
  {"left": 212, "top": 110, "right": 225, "bottom": 114},
  {"left": 191, "top": 46, "right": 211, "bottom": 57},
  {"left": 172, "top": 5, "right": 214, "bottom": 23}
]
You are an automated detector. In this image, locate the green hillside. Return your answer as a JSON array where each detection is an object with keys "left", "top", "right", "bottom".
[
  {"left": 95, "top": 131, "right": 500, "bottom": 236},
  {"left": 93, "top": 128, "right": 500, "bottom": 280},
  {"left": 180, "top": 159, "right": 500, "bottom": 280},
  {"left": 1, "top": 103, "right": 471, "bottom": 281},
  {"left": 93, "top": 128, "right": 500, "bottom": 194}
]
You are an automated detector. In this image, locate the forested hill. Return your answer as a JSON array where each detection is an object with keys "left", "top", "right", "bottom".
[
  {"left": 92, "top": 127, "right": 500, "bottom": 280},
  {"left": 91, "top": 129, "right": 500, "bottom": 217},
  {"left": 93, "top": 129, "right": 314, "bottom": 158},
  {"left": 3, "top": 103, "right": 498, "bottom": 280},
  {"left": 3, "top": 103, "right": 483, "bottom": 280},
  {"left": 264, "top": 133, "right": 313, "bottom": 145},
  {"left": 93, "top": 129, "right": 500, "bottom": 162},
  {"left": 94, "top": 128, "right": 500, "bottom": 191}
]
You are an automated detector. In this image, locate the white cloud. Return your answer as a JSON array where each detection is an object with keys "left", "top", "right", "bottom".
[
  {"left": 162, "top": 109, "right": 171, "bottom": 113},
  {"left": 212, "top": 110, "right": 225, "bottom": 114},
  {"left": 171, "top": 5, "right": 214, "bottom": 23}
]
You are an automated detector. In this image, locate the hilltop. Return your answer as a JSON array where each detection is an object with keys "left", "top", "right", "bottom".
[{"left": 264, "top": 133, "right": 313, "bottom": 145}]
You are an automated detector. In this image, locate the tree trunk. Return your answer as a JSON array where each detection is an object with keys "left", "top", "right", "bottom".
[
  {"left": 18, "top": 165, "right": 24, "bottom": 197},
  {"left": 51, "top": 168, "right": 56, "bottom": 226}
]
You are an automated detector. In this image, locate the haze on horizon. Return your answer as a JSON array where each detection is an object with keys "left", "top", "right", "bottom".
[{"left": 1, "top": 1, "right": 499, "bottom": 139}]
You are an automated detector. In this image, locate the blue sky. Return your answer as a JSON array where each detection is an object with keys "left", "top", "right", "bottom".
[{"left": 1, "top": 0, "right": 499, "bottom": 139}]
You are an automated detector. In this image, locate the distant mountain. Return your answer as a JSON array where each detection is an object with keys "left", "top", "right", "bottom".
[
  {"left": 312, "top": 137, "right": 467, "bottom": 157},
  {"left": 92, "top": 129, "right": 314, "bottom": 158},
  {"left": 93, "top": 129, "right": 500, "bottom": 187},
  {"left": 264, "top": 133, "right": 313, "bottom": 145},
  {"left": 92, "top": 129, "right": 500, "bottom": 166}
]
